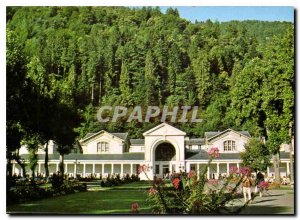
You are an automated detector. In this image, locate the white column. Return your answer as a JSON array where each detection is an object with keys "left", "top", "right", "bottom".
[
  {"left": 130, "top": 163, "right": 133, "bottom": 175},
  {"left": 65, "top": 163, "right": 68, "bottom": 174},
  {"left": 12, "top": 163, "right": 16, "bottom": 175},
  {"left": 286, "top": 162, "right": 290, "bottom": 176},
  {"left": 111, "top": 163, "right": 114, "bottom": 174},
  {"left": 216, "top": 163, "right": 220, "bottom": 179},
  {"left": 74, "top": 163, "right": 77, "bottom": 177},
  {"left": 226, "top": 163, "right": 230, "bottom": 175},
  {"left": 121, "top": 164, "right": 124, "bottom": 176},
  {"left": 186, "top": 162, "right": 190, "bottom": 173},
  {"left": 207, "top": 166, "right": 210, "bottom": 179},
  {"left": 56, "top": 163, "right": 59, "bottom": 172},
  {"left": 237, "top": 163, "right": 240, "bottom": 170},
  {"left": 197, "top": 164, "right": 200, "bottom": 179},
  {"left": 83, "top": 163, "right": 86, "bottom": 177},
  {"left": 267, "top": 166, "right": 270, "bottom": 177},
  {"left": 38, "top": 163, "right": 41, "bottom": 174},
  {"left": 102, "top": 163, "right": 105, "bottom": 174},
  {"left": 92, "top": 163, "right": 95, "bottom": 174}
]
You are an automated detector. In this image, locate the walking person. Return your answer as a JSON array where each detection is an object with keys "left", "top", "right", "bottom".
[
  {"left": 242, "top": 174, "right": 252, "bottom": 203},
  {"left": 255, "top": 171, "right": 264, "bottom": 197}
]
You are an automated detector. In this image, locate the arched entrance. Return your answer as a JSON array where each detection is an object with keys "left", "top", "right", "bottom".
[{"left": 154, "top": 142, "right": 176, "bottom": 178}]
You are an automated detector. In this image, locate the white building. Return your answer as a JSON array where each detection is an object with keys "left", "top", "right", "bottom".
[{"left": 13, "top": 123, "right": 292, "bottom": 180}]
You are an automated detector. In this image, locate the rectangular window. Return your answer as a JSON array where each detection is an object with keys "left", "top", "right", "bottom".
[
  {"left": 155, "top": 165, "right": 160, "bottom": 174},
  {"left": 189, "top": 145, "right": 192, "bottom": 150},
  {"left": 97, "top": 143, "right": 101, "bottom": 152},
  {"left": 97, "top": 142, "right": 109, "bottom": 152},
  {"left": 104, "top": 143, "right": 109, "bottom": 152}
]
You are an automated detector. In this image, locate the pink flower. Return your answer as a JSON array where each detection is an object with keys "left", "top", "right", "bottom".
[
  {"left": 208, "top": 147, "right": 220, "bottom": 158},
  {"left": 239, "top": 167, "right": 252, "bottom": 176},
  {"left": 188, "top": 170, "right": 196, "bottom": 178},
  {"left": 229, "top": 166, "right": 239, "bottom": 174},
  {"left": 148, "top": 187, "right": 158, "bottom": 196},
  {"left": 131, "top": 202, "right": 139, "bottom": 213},
  {"left": 258, "top": 181, "right": 269, "bottom": 190},
  {"left": 208, "top": 179, "right": 219, "bottom": 185},
  {"left": 172, "top": 178, "right": 180, "bottom": 189},
  {"left": 138, "top": 164, "right": 148, "bottom": 174}
]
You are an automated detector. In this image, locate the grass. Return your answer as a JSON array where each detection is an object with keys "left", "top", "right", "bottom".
[{"left": 7, "top": 181, "right": 153, "bottom": 214}]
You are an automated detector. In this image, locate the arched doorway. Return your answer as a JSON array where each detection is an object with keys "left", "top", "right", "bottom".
[{"left": 154, "top": 142, "right": 176, "bottom": 178}]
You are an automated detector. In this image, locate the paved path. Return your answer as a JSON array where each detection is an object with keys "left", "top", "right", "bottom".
[{"left": 229, "top": 189, "right": 294, "bottom": 214}]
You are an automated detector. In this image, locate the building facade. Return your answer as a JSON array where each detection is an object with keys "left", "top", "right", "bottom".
[{"left": 13, "top": 123, "right": 292, "bottom": 180}]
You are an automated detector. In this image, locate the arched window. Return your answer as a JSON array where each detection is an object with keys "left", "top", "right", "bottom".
[
  {"left": 223, "top": 140, "right": 236, "bottom": 151},
  {"left": 97, "top": 142, "right": 109, "bottom": 152}
]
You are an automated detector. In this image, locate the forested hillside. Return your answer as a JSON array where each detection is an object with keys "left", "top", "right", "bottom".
[{"left": 7, "top": 6, "right": 294, "bottom": 148}]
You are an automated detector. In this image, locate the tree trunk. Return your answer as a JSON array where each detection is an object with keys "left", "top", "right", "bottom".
[
  {"left": 6, "top": 155, "right": 13, "bottom": 179},
  {"left": 289, "top": 145, "right": 294, "bottom": 183},
  {"left": 44, "top": 140, "right": 49, "bottom": 178},
  {"left": 288, "top": 122, "right": 294, "bottom": 183},
  {"left": 91, "top": 84, "right": 94, "bottom": 103},
  {"left": 14, "top": 149, "right": 27, "bottom": 178},
  {"left": 272, "top": 153, "right": 281, "bottom": 184}
]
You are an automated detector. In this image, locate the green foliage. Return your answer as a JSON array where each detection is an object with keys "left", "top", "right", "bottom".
[
  {"left": 241, "top": 138, "right": 270, "bottom": 172},
  {"left": 6, "top": 6, "right": 294, "bottom": 149}
]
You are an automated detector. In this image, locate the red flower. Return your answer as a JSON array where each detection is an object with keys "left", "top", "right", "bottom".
[
  {"left": 229, "top": 166, "right": 239, "bottom": 174},
  {"left": 172, "top": 178, "right": 180, "bottom": 189},
  {"left": 239, "top": 167, "right": 252, "bottom": 176},
  {"left": 258, "top": 181, "right": 269, "bottom": 190},
  {"left": 148, "top": 187, "right": 158, "bottom": 196},
  {"left": 208, "top": 179, "right": 219, "bottom": 185},
  {"left": 188, "top": 170, "right": 196, "bottom": 178},
  {"left": 131, "top": 202, "right": 139, "bottom": 213},
  {"left": 208, "top": 147, "right": 220, "bottom": 158}
]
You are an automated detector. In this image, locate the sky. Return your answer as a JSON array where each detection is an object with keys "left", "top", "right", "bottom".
[{"left": 159, "top": 6, "right": 294, "bottom": 22}]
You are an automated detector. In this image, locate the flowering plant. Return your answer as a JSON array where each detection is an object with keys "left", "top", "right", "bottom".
[
  {"left": 131, "top": 202, "right": 139, "bottom": 213},
  {"left": 208, "top": 147, "right": 220, "bottom": 158},
  {"left": 258, "top": 181, "right": 269, "bottom": 190},
  {"left": 140, "top": 150, "right": 255, "bottom": 214},
  {"left": 239, "top": 167, "right": 252, "bottom": 176},
  {"left": 229, "top": 166, "right": 239, "bottom": 175}
]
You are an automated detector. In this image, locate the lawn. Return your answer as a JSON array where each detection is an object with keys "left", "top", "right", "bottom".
[{"left": 7, "top": 181, "right": 153, "bottom": 214}]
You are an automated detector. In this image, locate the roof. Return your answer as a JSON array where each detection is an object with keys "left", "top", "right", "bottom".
[
  {"left": 205, "top": 129, "right": 251, "bottom": 140},
  {"left": 185, "top": 138, "right": 205, "bottom": 145},
  {"left": 111, "top": 133, "right": 128, "bottom": 140},
  {"left": 185, "top": 150, "right": 241, "bottom": 160},
  {"left": 130, "top": 139, "right": 145, "bottom": 145},
  {"left": 83, "top": 133, "right": 94, "bottom": 139},
  {"left": 143, "top": 122, "right": 186, "bottom": 136},
  {"left": 20, "top": 153, "right": 145, "bottom": 161},
  {"left": 81, "top": 131, "right": 128, "bottom": 142}
]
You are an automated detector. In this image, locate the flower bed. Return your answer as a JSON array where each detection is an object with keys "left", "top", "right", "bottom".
[
  {"left": 7, "top": 181, "right": 87, "bottom": 205},
  {"left": 100, "top": 173, "right": 140, "bottom": 187}
]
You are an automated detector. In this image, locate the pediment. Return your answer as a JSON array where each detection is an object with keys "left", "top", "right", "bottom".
[
  {"left": 208, "top": 129, "right": 250, "bottom": 143},
  {"left": 80, "top": 130, "right": 124, "bottom": 144},
  {"left": 143, "top": 123, "right": 186, "bottom": 136}
]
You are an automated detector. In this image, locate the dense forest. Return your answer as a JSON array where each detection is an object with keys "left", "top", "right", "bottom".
[{"left": 7, "top": 7, "right": 294, "bottom": 176}]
